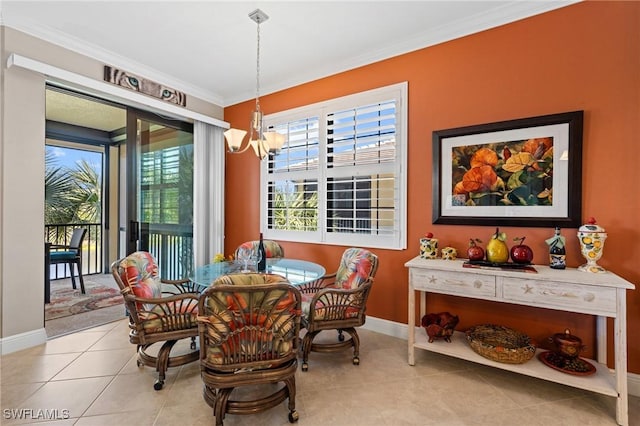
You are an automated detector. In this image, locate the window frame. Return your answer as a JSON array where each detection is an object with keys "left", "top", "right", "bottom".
[{"left": 260, "top": 82, "right": 408, "bottom": 250}]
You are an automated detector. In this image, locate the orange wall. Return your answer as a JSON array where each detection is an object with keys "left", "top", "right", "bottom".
[{"left": 224, "top": 2, "right": 640, "bottom": 372}]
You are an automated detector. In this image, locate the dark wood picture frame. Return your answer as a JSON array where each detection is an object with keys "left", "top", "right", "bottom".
[{"left": 432, "top": 111, "right": 583, "bottom": 228}]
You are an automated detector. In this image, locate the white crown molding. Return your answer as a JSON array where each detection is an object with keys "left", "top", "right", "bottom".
[
  {"left": 226, "top": 0, "right": 580, "bottom": 106},
  {"left": 3, "top": 1, "right": 580, "bottom": 107},
  {"left": 7, "top": 53, "right": 229, "bottom": 129},
  {"left": 2, "top": 14, "right": 225, "bottom": 106}
]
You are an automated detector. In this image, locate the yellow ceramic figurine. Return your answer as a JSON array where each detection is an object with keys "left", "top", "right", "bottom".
[
  {"left": 486, "top": 228, "right": 509, "bottom": 263},
  {"left": 441, "top": 247, "right": 457, "bottom": 260}
]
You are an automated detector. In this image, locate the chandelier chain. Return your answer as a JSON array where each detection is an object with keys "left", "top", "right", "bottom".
[{"left": 255, "top": 19, "right": 261, "bottom": 110}]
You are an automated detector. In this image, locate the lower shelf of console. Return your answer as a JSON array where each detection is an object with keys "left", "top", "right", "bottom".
[{"left": 411, "top": 328, "right": 617, "bottom": 397}]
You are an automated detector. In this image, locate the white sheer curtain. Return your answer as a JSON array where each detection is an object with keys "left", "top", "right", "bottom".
[{"left": 193, "top": 121, "right": 225, "bottom": 267}]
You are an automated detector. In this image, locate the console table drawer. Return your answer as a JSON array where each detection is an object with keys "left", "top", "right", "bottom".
[
  {"left": 502, "top": 278, "right": 617, "bottom": 315},
  {"left": 410, "top": 269, "right": 496, "bottom": 298}
]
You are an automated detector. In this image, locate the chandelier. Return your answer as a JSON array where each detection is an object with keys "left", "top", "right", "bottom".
[{"left": 224, "top": 9, "right": 285, "bottom": 159}]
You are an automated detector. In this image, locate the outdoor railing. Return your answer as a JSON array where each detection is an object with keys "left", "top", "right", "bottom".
[
  {"left": 142, "top": 223, "right": 193, "bottom": 280},
  {"left": 46, "top": 222, "right": 193, "bottom": 281}
]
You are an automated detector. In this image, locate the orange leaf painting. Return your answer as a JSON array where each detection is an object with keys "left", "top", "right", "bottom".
[
  {"left": 470, "top": 148, "right": 499, "bottom": 168},
  {"left": 450, "top": 136, "right": 554, "bottom": 207},
  {"left": 522, "top": 137, "right": 553, "bottom": 159},
  {"left": 453, "top": 181, "right": 467, "bottom": 195},
  {"left": 460, "top": 165, "right": 498, "bottom": 193}
]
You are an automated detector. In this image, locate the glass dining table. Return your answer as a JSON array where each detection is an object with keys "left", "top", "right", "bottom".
[{"left": 190, "top": 258, "right": 326, "bottom": 291}]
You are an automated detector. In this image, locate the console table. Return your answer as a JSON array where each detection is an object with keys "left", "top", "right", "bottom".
[{"left": 405, "top": 256, "right": 635, "bottom": 425}]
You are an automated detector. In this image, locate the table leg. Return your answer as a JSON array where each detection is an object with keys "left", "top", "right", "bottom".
[
  {"left": 596, "top": 315, "right": 607, "bottom": 364},
  {"left": 408, "top": 286, "right": 415, "bottom": 365},
  {"left": 615, "top": 289, "right": 628, "bottom": 426}
]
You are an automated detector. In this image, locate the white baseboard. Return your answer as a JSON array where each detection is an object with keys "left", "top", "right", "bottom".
[
  {"left": 628, "top": 372, "right": 640, "bottom": 397},
  {"left": 363, "top": 316, "right": 640, "bottom": 398},
  {"left": 0, "top": 328, "right": 47, "bottom": 355},
  {"left": 363, "top": 315, "right": 408, "bottom": 340}
]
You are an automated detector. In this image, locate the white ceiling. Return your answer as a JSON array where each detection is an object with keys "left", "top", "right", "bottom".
[{"left": 2, "top": 1, "right": 577, "bottom": 108}]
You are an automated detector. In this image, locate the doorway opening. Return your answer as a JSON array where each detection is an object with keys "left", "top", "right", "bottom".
[{"left": 44, "top": 85, "right": 195, "bottom": 337}]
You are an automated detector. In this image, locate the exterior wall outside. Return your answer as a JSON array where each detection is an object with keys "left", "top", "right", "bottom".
[
  {"left": 223, "top": 2, "right": 640, "bottom": 372},
  {"left": 0, "top": 26, "right": 224, "bottom": 350}
]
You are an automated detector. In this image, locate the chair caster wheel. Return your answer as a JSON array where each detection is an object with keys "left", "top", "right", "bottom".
[
  {"left": 153, "top": 380, "right": 164, "bottom": 390},
  {"left": 136, "top": 360, "right": 142, "bottom": 367},
  {"left": 353, "top": 357, "right": 360, "bottom": 366},
  {"left": 301, "top": 363, "right": 308, "bottom": 372},
  {"left": 190, "top": 342, "right": 196, "bottom": 350},
  {"left": 288, "top": 410, "right": 299, "bottom": 423},
  {"left": 338, "top": 333, "right": 345, "bottom": 342}
]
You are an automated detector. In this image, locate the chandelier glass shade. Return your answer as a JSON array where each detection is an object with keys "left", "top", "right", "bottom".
[{"left": 224, "top": 9, "right": 285, "bottom": 159}]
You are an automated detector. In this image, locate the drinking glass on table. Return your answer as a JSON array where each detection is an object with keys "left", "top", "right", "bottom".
[
  {"left": 236, "top": 246, "right": 252, "bottom": 272},
  {"left": 250, "top": 249, "right": 263, "bottom": 272}
]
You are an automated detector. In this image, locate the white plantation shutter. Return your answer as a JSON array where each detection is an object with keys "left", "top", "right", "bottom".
[{"left": 261, "top": 82, "right": 407, "bottom": 249}]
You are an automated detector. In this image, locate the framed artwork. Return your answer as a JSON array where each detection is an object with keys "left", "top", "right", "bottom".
[
  {"left": 104, "top": 66, "right": 187, "bottom": 106},
  {"left": 432, "top": 111, "right": 583, "bottom": 227}
]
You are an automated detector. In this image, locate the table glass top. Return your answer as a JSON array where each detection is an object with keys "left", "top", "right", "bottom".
[{"left": 191, "top": 258, "right": 326, "bottom": 290}]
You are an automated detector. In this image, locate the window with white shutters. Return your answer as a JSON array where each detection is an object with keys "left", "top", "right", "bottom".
[{"left": 261, "top": 83, "right": 407, "bottom": 250}]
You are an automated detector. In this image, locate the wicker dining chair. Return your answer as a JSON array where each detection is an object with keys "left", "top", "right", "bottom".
[
  {"left": 198, "top": 273, "right": 302, "bottom": 425},
  {"left": 298, "top": 247, "right": 379, "bottom": 371},
  {"left": 111, "top": 251, "right": 199, "bottom": 390}
]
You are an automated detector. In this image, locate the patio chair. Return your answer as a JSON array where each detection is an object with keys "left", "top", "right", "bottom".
[
  {"left": 111, "top": 251, "right": 199, "bottom": 390},
  {"left": 49, "top": 227, "right": 87, "bottom": 294},
  {"left": 198, "top": 273, "right": 302, "bottom": 425},
  {"left": 298, "top": 247, "right": 379, "bottom": 371}
]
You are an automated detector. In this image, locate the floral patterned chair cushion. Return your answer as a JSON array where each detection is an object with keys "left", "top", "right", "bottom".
[
  {"left": 199, "top": 273, "right": 300, "bottom": 368},
  {"left": 300, "top": 247, "right": 378, "bottom": 319},
  {"left": 333, "top": 247, "right": 379, "bottom": 290},
  {"left": 234, "top": 240, "right": 285, "bottom": 259},
  {"left": 116, "top": 251, "right": 197, "bottom": 333},
  {"left": 117, "top": 251, "right": 163, "bottom": 303}
]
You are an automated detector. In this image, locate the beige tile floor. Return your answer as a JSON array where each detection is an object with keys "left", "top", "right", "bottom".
[{"left": 1, "top": 320, "right": 638, "bottom": 425}]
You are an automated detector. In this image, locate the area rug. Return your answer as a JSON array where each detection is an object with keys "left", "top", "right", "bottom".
[{"left": 45, "top": 281, "right": 124, "bottom": 321}]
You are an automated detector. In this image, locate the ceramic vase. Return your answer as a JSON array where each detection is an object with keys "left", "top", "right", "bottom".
[
  {"left": 419, "top": 238, "right": 438, "bottom": 259},
  {"left": 577, "top": 219, "right": 607, "bottom": 273}
]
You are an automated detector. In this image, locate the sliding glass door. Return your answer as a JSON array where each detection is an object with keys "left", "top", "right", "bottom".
[{"left": 125, "top": 109, "right": 194, "bottom": 279}]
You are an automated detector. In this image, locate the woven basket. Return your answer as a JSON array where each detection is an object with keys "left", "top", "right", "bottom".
[{"left": 466, "top": 324, "right": 536, "bottom": 364}]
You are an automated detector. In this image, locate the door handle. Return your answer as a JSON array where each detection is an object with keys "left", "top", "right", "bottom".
[{"left": 130, "top": 220, "right": 139, "bottom": 242}]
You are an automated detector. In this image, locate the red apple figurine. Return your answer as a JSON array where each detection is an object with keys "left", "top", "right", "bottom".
[
  {"left": 467, "top": 238, "right": 485, "bottom": 261},
  {"left": 510, "top": 237, "right": 534, "bottom": 264}
]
